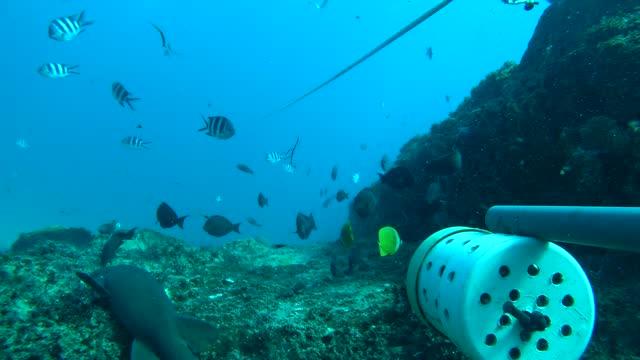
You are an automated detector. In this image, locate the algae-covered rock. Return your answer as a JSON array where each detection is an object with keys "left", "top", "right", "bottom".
[
  {"left": 11, "top": 226, "right": 93, "bottom": 253},
  {"left": 0, "top": 228, "right": 464, "bottom": 359}
]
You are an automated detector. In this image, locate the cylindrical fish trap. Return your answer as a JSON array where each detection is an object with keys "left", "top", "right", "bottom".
[{"left": 406, "top": 227, "right": 595, "bottom": 360}]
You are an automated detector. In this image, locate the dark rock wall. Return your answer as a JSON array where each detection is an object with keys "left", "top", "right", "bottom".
[{"left": 351, "top": 0, "right": 640, "bottom": 244}]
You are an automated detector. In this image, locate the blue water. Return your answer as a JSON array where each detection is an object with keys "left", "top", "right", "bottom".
[{"left": 1, "top": 0, "right": 546, "bottom": 250}]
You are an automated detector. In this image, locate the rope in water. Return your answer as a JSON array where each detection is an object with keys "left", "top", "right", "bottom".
[{"left": 265, "top": 0, "right": 455, "bottom": 118}]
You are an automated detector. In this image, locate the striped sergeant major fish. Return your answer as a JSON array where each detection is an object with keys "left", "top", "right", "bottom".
[
  {"left": 38, "top": 63, "right": 79, "bottom": 79},
  {"left": 266, "top": 152, "right": 284, "bottom": 164},
  {"left": 112, "top": 82, "right": 140, "bottom": 110},
  {"left": 121, "top": 136, "right": 150, "bottom": 149},
  {"left": 199, "top": 115, "right": 235, "bottom": 140},
  {"left": 48, "top": 11, "right": 93, "bottom": 42},
  {"left": 283, "top": 163, "right": 295, "bottom": 173}
]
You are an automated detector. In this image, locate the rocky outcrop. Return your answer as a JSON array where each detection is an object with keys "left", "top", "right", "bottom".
[{"left": 351, "top": 0, "right": 640, "bottom": 244}]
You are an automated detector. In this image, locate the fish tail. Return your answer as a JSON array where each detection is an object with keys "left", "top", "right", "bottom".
[
  {"left": 68, "top": 65, "right": 80, "bottom": 75},
  {"left": 233, "top": 223, "right": 241, "bottom": 233},
  {"left": 198, "top": 115, "right": 208, "bottom": 132},
  {"left": 126, "top": 97, "right": 140, "bottom": 111},
  {"left": 176, "top": 215, "right": 188, "bottom": 229},
  {"left": 78, "top": 11, "right": 94, "bottom": 27}
]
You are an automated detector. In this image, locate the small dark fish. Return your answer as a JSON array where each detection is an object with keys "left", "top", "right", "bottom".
[
  {"left": 98, "top": 220, "right": 120, "bottom": 235},
  {"left": 359, "top": 143, "right": 368, "bottom": 151},
  {"left": 295, "top": 212, "right": 316, "bottom": 240},
  {"left": 121, "top": 136, "right": 150, "bottom": 149},
  {"left": 355, "top": 15, "right": 361, "bottom": 20},
  {"left": 156, "top": 202, "right": 188, "bottom": 229},
  {"left": 136, "top": 124, "right": 143, "bottom": 129},
  {"left": 258, "top": 192, "right": 269, "bottom": 208},
  {"left": 237, "top": 164, "right": 254, "bottom": 174},
  {"left": 336, "top": 190, "right": 349, "bottom": 202},
  {"left": 272, "top": 244, "right": 287, "bottom": 249},
  {"left": 151, "top": 23, "right": 174, "bottom": 56},
  {"left": 380, "top": 155, "right": 389, "bottom": 172},
  {"left": 320, "top": 187, "right": 328, "bottom": 197},
  {"left": 445, "top": 95, "right": 451, "bottom": 103},
  {"left": 203, "top": 215, "right": 240, "bottom": 237},
  {"left": 100, "top": 227, "right": 137, "bottom": 266},
  {"left": 247, "top": 217, "right": 262, "bottom": 227},
  {"left": 331, "top": 165, "right": 338, "bottom": 181},
  {"left": 379, "top": 166, "right": 414, "bottom": 189},
  {"left": 352, "top": 188, "right": 376, "bottom": 218},
  {"left": 112, "top": 82, "right": 140, "bottom": 110},
  {"left": 426, "top": 47, "right": 433, "bottom": 60},
  {"left": 199, "top": 115, "right": 235, "bottom": 140},
  {"left": 322, "top": 197, "right": 333, "bottom": 208},
  {"left": 48, "top": 11, "right": 93, "bottom": 42}
]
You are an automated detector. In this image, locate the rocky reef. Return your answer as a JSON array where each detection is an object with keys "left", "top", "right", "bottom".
[
  {"left": 352, "top": 0, "right": 640, "bottom": 243},
  {"left": 0, "top": 228, "right": 465, "bottom": 360}
]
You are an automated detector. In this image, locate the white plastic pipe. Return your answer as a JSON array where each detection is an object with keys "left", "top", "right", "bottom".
[{"left": 485, "top": 205, "right": 640, "bottom": 253}]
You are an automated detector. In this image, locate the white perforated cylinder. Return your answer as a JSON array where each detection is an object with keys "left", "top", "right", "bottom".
[{"left": 406, "top": 227, "right": 595, "bottom": 360}]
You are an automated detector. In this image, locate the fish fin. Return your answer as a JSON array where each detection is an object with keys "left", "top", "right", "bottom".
[
  {"left": 77, "top": 11, "right": 94, "bottom": 27},
  {"left": 76, "top": 271, "right": 110, "bottom": 298},
  {"left": 233, "top": 223, "right": 241, "bottom": 233},
  {"left": 151, "top": 24, "right": 167, "bottom": 46},
  {"left": 126, "top": 97, "right": 141, "bottom": 111},
  {"left": 176, "top": 315, "right": 220, "bottom": 353},
  {"left": 198, "top": 115, "right": 208, "bottom": 132},
  {"left": 176, "top": 215, "right": 188, "bottom": 229},
  {"left": 130, "top": 338, "right": 159, "bottom": 360}
]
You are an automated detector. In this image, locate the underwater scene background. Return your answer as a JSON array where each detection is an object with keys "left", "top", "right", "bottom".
[
  {"left": 2, "top": 0, "right": 542, "bottom": 248},
  {"left": 3, "top": 0, "right": 640, "bottom": 359}
]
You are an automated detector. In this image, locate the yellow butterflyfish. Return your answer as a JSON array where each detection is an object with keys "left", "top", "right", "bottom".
[{"left": 378, "top": 226, "right": 401, "bottom": 256}]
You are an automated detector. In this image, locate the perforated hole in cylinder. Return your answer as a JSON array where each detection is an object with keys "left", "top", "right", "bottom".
[
  {"left": 499, "top": 265, "right": 510, "bottom": 278},
  {"left": 562, "top": 295, "right": 574, "bottom": 307},
  {"left": 480, "top": 293, "right": 491, "bottom": 305},
  {"left": 527, "top": 264, "right": 540, "bottom": 276},
  {"left": 485, "top": 334, "right": 497, "bottom": 346}
]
